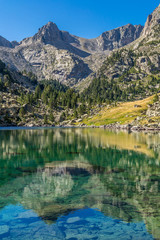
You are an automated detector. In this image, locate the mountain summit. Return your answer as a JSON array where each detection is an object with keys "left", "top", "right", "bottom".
[{"left": 32, "top": 22, "right": 63, "bottom": 44}]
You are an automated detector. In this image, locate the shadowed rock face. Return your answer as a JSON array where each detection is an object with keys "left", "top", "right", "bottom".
[
  {"left": 0, "top": 36, "right": 19, "bottom": 48},
  {"left": 141, "top": 4, "right": 160, "bottom": 37},
  {"left": 0, "top": 36, "right": 13, "bottom": 48}
]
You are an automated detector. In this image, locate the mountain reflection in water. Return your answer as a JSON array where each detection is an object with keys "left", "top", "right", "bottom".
[{"left": 0, "top": 128, "right": 160, "bottom": 239}]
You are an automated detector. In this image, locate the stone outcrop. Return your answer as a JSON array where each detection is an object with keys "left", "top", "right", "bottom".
[{"left": 146, "top": 102, "right": 160, "bottom": 117}]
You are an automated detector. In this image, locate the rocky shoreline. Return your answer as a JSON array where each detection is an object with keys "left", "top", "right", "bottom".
[
  {"left": 84, "top": 123, "right": 160, "bottom": 132},
  {"left": 99, "top": 123, "right": 160, "bottom": 132},
  {"left": 1, "top": 122, "right": 160, "bottom": 132}
]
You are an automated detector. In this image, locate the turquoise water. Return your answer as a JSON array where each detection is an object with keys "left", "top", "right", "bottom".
[{"left": 0, "top": 128, "right": 160, "bottom": 239}]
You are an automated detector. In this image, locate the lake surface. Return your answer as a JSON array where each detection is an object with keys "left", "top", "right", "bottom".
[{"left": 0, "top": 128, "right": 160, "bottom": 240}]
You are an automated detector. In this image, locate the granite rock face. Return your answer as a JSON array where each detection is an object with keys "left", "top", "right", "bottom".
[{"left": 75, "top": 24, "right": 143, "bottom": 52}]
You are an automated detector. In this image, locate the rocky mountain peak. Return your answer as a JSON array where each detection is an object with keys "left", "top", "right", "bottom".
[
  {"left": 32, "top": 21, "right": 62, "bottom": 44},
  {"left": 39, "top": 21, "right": 60, "bottom": 34},
  {"left": 141, "top": 4, "right": 160, "bottom": 37}
]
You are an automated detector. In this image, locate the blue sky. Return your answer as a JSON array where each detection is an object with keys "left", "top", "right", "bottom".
[{"left": 0, "top": 0, "right": 159, "bottom": 41}]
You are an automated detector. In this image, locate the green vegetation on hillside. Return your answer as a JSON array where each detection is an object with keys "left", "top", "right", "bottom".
[
  {"left": 0, "top": 56, "right": 160, "bottom": 128},
  {"left": 81, "top": 48, "right": 160, "bottom": 105}
]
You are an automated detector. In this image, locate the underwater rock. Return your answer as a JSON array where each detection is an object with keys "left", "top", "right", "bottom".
[
  {"left": 16, "top": 210, "right": 37, "bottom": 219},
  {"left": 67, "top": 217, "right": 81, "bottom": 224},
  {"left": 0, "top": 225, "right": 9, "bottom": 236}
]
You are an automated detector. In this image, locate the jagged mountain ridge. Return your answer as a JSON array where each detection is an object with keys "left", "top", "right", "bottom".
[
  {"left": 74, "top": 24, "right": 143, "bottom": 53},
  {"left": 0, "top": 22, "right": 143, "bottom": 53},
  {"left": 0, "top": 22, "right": 143, "bottom": 87}
]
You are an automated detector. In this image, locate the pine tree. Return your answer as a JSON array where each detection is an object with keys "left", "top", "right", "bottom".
[
  {"left": 74, "top": 109, "right": 78, "bottom": 118},
  {"left": 153, "top": 93, "right": 159, "bottom": 103},
  {"left": 44, "top": 115, "right": 48, "bottom": 124},
  {"left": 49, "top": 97, "right": 54, "bottom": 109},
  {"left": 49, "top": 112, "right": 55, "bottom": 122},
  {"left": 35, "top": 85, "right": 41, "bottom": 99},
  {"left": 19, "top": 107, "right": 25, "bottom": 119}
]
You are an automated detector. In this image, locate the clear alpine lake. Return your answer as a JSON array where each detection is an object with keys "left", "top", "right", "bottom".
[{"left": 0, "top": 127, "right": 160, "bottom": 240}]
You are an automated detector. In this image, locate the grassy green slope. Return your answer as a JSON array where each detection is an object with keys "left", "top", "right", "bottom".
[{"left": 82, "top": 95, "right": 160, "bottom": 126}]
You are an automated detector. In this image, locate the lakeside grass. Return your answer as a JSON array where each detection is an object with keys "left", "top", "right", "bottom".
[{"left": 83, "top": 96, "right": 155, "bottom": 126}]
